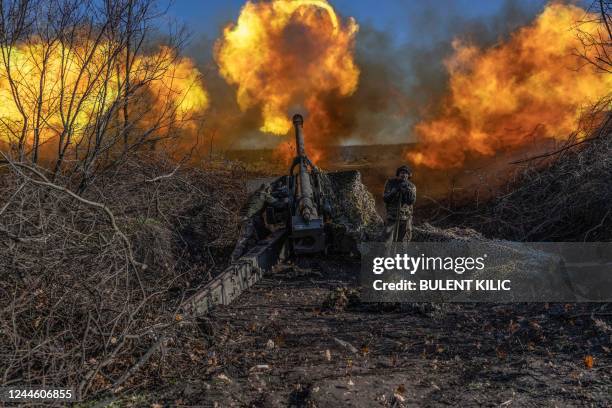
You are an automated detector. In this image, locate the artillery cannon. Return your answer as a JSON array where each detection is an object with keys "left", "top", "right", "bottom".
[
  {"left": 183, "top": 114, "right": 380, "bottom": 315},
  {"left": 285, "top": 114, "right": 330, "bottom": 254}
]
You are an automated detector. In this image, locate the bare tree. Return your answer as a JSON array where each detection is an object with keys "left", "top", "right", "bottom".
[
  {"left": 576, "top": 0, "right": 612, "bottom": 73},
  {"left": 0, "top": 0, "right": 203, "bottom": 192},
  {"left": 0, "top": 3, "right": 211, "bottom": 397}
]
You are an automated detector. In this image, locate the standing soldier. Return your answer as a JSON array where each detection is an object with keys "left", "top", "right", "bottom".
[{"left": 383, "top": 165, "right": 417, "bottom": 243}]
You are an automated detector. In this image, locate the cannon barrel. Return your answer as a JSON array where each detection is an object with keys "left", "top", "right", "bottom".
[
  {"left": 292, "top": 114, "right": 318, "bottom": 222},
  {"left": 288, "top": 114, "right": 325, "bottom": 254}
]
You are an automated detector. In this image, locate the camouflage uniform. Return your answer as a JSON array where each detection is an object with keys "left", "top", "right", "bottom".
[
  {"left": 383, "top": 177, "right": 416, "bottom": 243},
  {"left": 230, "top": 184, "right": 280, "bottom": 261}
]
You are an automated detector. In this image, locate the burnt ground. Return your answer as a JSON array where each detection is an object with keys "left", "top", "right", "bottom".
[{"left": 145, "top": 257, "right": 612, "bottom": 408}]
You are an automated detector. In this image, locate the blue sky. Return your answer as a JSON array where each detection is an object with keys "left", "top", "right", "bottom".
[{"left": 164, "top": 0, "right": 550, "bottom": 46}]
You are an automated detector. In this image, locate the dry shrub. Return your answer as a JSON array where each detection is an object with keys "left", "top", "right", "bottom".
[
  {"left": 426, "top": 110, "right": 612, "bottom": 241},
  {"left": 0, "top": 153, "right": 245, "bottom": 398}
]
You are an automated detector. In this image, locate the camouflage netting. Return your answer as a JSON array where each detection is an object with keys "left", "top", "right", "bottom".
[
  {"left": 320, "top": 171, "right": 485, "bottom": 247},
  {"left": 412, "top": 223, "right": 483, "bottom": 242},
  {"left": 319, "top": 170, "right": 383, "bottom": 250}
]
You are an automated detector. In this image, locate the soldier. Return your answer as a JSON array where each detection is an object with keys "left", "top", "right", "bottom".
[
  {"left": 230, "top": 181, "right": 287, "bottom": 261},
  {"left": 383, "top": 165, "right": 417, "bottom": 243}
]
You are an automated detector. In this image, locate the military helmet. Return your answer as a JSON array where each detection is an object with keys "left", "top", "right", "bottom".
[{"left": 396, "top": 165, "right": 412, "bottom": 177}]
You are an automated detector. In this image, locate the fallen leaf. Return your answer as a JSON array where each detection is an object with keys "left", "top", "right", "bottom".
[
  {"left": 175, "top": 314, "right": 183, "bottom": 322},
  {"left": 508, "top": 319, "right": 520, "bottom": 334},
  {"left": 529, "top": 321, "right": 542, "bottom": 330},
  {"left": 396, "top": 384, "right": 406, "bottom": 395},
  {"left": 274, "top": 334, "right": 285, "bottom": 347},
  {"left": 216, "top": 373, "right": 232, "bottom": 383},
  {"left": 496, "top": 348, "right": 508, "bottom": 360},
  {"left": 584, "top": 355, "right": 594, "bottom": 369}
]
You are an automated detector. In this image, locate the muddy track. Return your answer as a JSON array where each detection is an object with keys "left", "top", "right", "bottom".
[{"left": 169, "top": 257, "right": 610, "bottom": 407}]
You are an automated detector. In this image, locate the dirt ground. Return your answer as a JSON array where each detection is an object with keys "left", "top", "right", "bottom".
[{"left": 148, "top": 256, "right": 611, "bottom": 407}]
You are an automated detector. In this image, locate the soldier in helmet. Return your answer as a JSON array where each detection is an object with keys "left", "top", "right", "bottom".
[
  {"left": 383, "top": 165, "right": 417, "bottom": 243},
  {"left": 230, "top": 181, "right": 287, "bottom": 261}
]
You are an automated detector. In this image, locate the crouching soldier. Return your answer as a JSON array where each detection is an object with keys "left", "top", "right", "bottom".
[
  {"left": 230, "top": 181, "right": 287, "bottom": 261},
  {"left": 383, "top": 165, "right": 417, "bottom": 243}
]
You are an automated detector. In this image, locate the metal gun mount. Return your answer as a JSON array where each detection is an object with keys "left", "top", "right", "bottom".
[{"left": 288, "top": 114, "right": 327, "bottom": 254}]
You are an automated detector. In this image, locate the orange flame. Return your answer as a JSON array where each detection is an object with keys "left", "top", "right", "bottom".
[
  {"left": 0, "top": 42, "right": 208, "bottom": 147},
  {"left": 215, "top": 0, "right": 359, "bottom": 161},
  {"left": 408, "top": 3, "right": 612, "bottom": 169}
]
